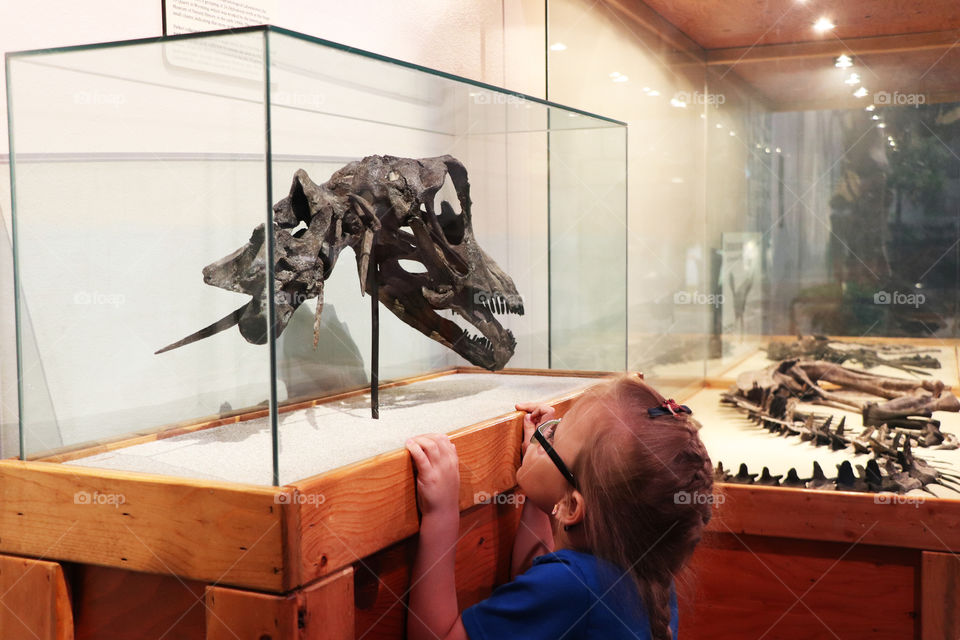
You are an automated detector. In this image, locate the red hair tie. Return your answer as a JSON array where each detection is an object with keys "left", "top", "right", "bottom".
[{"left": 647, "top": 399, "right": 692, "bottom": 418}]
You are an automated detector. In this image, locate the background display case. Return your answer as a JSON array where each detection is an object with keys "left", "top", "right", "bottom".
[{"left": 544, "top": 2, "right": 960, "bottom": 637}]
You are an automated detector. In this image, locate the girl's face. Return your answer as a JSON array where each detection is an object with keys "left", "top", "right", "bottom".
[{"left": 517, "top": 404, "right": 593, "bottom": 513}]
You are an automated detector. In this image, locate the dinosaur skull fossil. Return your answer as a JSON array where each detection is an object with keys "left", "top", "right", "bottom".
[{"left": 157, "top": 155, "right": 523, "bottom": 370}]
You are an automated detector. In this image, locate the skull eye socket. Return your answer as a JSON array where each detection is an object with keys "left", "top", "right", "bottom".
[
  {"left": 437, "top": 201, "right": 465, "bottom": 245},
  {"left": 398, "top": 259, "right": 428, "bottom": 274},
  {"left": 288, "top": 178, "right": 313, "bottom": 223},
  {"left": 429, "top": 175, "right": 466, "bottom": 245}
]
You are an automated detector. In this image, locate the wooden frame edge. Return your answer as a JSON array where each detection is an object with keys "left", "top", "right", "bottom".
[
  {"left": 712, "top": 483, "right": 960, "bottom": 552},
  {"left": 288, "top": 380, "right": 596, "bottom": 584},
  {"left": 0, "top": 459, "right": 293, "bottom": 592}
]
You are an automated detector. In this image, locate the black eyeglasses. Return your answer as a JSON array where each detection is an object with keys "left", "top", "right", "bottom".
[{"left": 531, "top": 419, "right": 577, "bottom": 489}]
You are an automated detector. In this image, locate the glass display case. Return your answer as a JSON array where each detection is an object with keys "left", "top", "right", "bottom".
[
  {"left": 691, "top": 37, "right": 960, "bottom": 500},
  {"left": 5, "top": 26, "right": 627, "bottom": 485},
  {"left": 542, "top": 3, "right": 960, "bottom": 636}
]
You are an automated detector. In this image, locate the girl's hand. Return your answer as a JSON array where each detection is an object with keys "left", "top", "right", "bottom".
[
  {"left": 515, "top": 403, "right": 557, "bottom": 458},
  {"left": 406, "top": 434, "right": 460, "bottom": 517}
]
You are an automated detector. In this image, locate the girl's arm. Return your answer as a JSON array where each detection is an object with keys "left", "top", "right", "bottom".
[
  {"left": 510, "top": 403, "right": 557, "bottom": 578},
  {"left": 405, "top": 434, "right": 470, "bottom": 640}
]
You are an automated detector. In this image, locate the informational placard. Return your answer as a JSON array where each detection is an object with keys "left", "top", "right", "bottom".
[
  {"left": 161, "top": 0, "right": 277, "bottom": 82},
  {"left": 720, "top": 232, "right": 762, "bottom": 341},
  {"left": 163, "top": 0, "right": 276, "bottom": 35}
]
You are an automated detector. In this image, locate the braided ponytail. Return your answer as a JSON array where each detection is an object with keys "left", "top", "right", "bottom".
[{"left": 567, "top": 374, "right": 715, "bottom": 640}]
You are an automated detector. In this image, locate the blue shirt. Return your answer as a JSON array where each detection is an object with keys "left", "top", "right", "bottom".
[{"left": 462, "top": 549, "right": 679, "bottom": 640}]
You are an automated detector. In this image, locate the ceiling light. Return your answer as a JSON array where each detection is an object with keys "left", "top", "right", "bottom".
[
  {"left": 865, "top": 105, "right": 876, "bottom": 111},
  {"left": 610, "top": 71, "right": 622, "bottom": 78},
  {"left": 814, "top": 18, "right": 835, "bottom": 33},
  {"left": 835, "top": 54, "right": 853, "bottom": 68},
  {"left": 872, "top": 114, "right": 880, "bottom": 120},
  {"left": 776, "top": 147, "right": 782, "bottom": 153},
  {"left": 613, "top": 75, "right": 629, "bottom": 83},
  {"left": 853, "top": 86, "right": 869, "bottom": 98},
  {"left": 877, "top": 122, "right": 886, "bottom": 128},
  {"left": 729, "top": 131, "right": 736, "bottom": 136},
  {"left": 716, "top": 123, "right": 723, "bottom": 128},
  {"left": 550, "top": 42, "right": 567, "bottom": 52},
  {"left": 670, "top": 98, "right": 687, "bottom": 108},
  {"left": 844, "top": 73, "right": 861, "bottom": 86},
  {"left": 647, "top": 90, "right": 660, "bottom": 96}
]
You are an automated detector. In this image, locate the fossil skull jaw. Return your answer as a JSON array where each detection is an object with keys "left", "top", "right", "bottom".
[
  {"left": 378, "top": 256, "right": 523, "bottom": 370},
  {"left": 372, "top": 156, "right": 524, "bottom": 370}
]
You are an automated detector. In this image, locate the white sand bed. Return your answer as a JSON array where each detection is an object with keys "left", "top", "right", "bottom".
[{"left": 67, "top": 373, "right": 599, "bottom": 485}]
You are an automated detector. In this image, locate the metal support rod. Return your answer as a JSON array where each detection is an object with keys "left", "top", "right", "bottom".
[{"left": 371, "top": 266, "right": 379, "bottom": 419}]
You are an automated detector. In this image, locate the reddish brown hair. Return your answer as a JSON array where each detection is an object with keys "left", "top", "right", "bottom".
[{"left": 565, "top": 374, "right": 714, "bottom": 640}]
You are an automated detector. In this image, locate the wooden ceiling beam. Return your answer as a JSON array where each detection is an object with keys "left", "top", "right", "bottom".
[{"left": 707, "top": 29, "right": 960, "bottom": 65}]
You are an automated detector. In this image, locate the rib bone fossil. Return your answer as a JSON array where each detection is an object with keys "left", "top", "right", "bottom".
[{"left": 720, "top": 359, "right": 960, "bottom": 493}]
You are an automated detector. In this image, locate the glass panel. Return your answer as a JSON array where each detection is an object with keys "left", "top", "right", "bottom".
[
  {"left": 264, "top": 28, "right": 626, "bottom": 483},
  {"left": 547, "top": 0, "right": 706, "bottom": 392},
  {"left": 707, "top": 49, "right": 960, "bottom": 344},
  {"left": 7, "top": 31, "right": 275, "bottom": 478},
  {"left": 548, "top": 124, "right": 627, "bottom": 371}
]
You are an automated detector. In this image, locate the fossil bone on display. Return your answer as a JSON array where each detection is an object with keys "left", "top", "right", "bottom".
[
  {"left": 766, "top": 335, "right": 942, "bottom": 374},
  {"left": 719, "top": 359, "right": 960, "bottom": 494},
  {"left": 156, "top": 155, "right": 524, "bottom": 370}
]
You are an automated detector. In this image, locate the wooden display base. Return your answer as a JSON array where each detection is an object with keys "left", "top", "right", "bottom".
[
  {"left": 0, "top": 368, "right": 599, "bottom": 639},
  {"left": 679, "top": 335, "right": 960, "bottom": 639},
  {"left": 3, "top": 352, "right": 960, "bottom": 639}
]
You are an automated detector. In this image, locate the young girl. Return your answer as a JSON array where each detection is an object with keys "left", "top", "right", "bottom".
[{"left": 404, "top": 373, "right": 714, "bottom": 640}]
